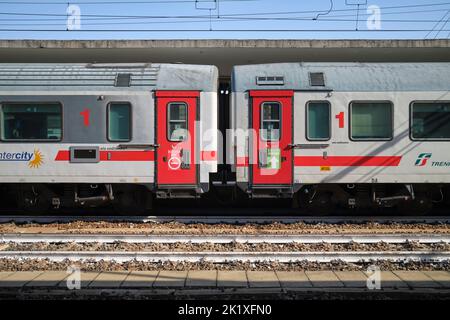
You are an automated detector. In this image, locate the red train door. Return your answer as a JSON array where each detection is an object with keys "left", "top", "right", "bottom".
[
  {"left": 156, "top": 91, "right": 198, "bottom": 186},
  {"left": 250, "top": 90, "right": 293, "bottom": 186}
]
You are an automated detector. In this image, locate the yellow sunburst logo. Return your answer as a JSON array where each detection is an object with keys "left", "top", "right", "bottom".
[{"left": 28, "top": 149, "right": 44, "bottom": 168}]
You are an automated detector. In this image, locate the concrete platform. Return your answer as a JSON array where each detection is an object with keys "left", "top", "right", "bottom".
[
  {"left": 25, "top": 271, "right": 69, "bottom": 287},
  {"left": 247, "top": 271, "right": 280, "bottom": 288},
  {"left": 121, "top": 271, "right": 159, "bottom": 288},
  {"left": 334, "top": 271, "right": 368, "bottom": 288},
  {"left": 0, "top": 271, "right": 43, "bottom": 287},
  {"left": 393, "top": 271, "right": 441, "bottom": 288},
  {"left": 276, "top": 271, "right": 312, "bottom": 288},
  {"left": 305, "top": 271, "right": 345, "bottom": 288},
  {"left": 57, "top": 271, "right": 100, "bottom": 289},
  {"left": 217, "top": 271, "right": 247, "bottom": 288},
  {"left": 153, "top": 271, "right": 187, "bottom": 288},
  {"left": 423, "top": 271, "right": 450, "bottom": 288},
  {"left": 88, "top": 271, "right": 129, "bottom": 288},
  {"left": 377, "top": 271, "right": 409, "bottom": 288},
  {"left": 0, "top": 272, "right": 15, "bottom": 281},
  {"left": 0, "top": 270, "right": 448, "bottom": 295},
  {"left": 186, "top": 270, "right": 217, "bottom": 288}
]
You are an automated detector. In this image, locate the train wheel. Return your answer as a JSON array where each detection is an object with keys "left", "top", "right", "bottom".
[
  {"left": 16, "top": 184, "right": 51, "bottom": 214},
  {"left": 113, "top": 186, "right": 152, "bottom": 215},
  {"left": 298, "top": 191, "right": 336, "bottom": 216},
  {"left": 397, "top": 194, "right": 433, "bottom": 216}
]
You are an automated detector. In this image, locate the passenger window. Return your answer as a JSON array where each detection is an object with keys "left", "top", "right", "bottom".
[
  {"left": 108, "top": 102, "right": 131, "bottom": 142},
  {"left": 307, "top": 101, "right": 330, "bottom": 140},
  {"left": 1, "top": 102, "right": 62, "bottom": 141},
  {"left": 168, "top": 102, "right": 188, "bottom": 142},
  {"left": 411, "top": 102, "right": 450, "bottom": 140},
  {"left": 350, "top": 102, "right": 393, "bottom": 140},
  {"left": 261, "top": 102, "right": 280, "bottom": 141}
]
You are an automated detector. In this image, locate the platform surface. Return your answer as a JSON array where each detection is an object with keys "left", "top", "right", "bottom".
[{"left": 0, "top": 270, "right": 448, "bottom": 293}]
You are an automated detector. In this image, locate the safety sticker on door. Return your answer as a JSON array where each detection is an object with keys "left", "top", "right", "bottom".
[{"left": 266, "top": 148, "right": 281, "bottom": 170}]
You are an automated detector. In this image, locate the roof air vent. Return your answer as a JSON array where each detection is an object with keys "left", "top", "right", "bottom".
[
  {"left": 309, "top": 72, "right": 325, "bottom": 86},
  {"left": 115, "top": 73, "right": 131, "bottom": 87},
  {"left": 256, "top": 76, "right": 284, "bottom": 86}
]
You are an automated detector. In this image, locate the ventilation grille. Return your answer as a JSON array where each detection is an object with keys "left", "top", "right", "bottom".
[
  {"left": 115, "top": 73, "right": 132, "bottom": 87},
  {"left": 256, "top": 76, "right": 284, "bottom": 86},
  {"left": 309, "top": 72, "right": 325, "bottom": 86}
]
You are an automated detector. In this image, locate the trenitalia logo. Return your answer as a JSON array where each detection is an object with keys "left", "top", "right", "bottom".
[
  {"left": 0, "top": 149, "right": 44, "bottom": 168},
  {"left": 415, "top": 153, "right": 432, "bottom": 167}
]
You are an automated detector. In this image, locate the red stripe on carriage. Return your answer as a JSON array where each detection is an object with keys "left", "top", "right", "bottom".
[
  {"left": 234, "top": 156, "right": 401, "bottom": 167},
  {"left": 294, "top": 156, "right": 402, "bottom": 167},
  {"left": 55, "top": 150, "right": 155, "bottom": 161},
  {"left": 55, "top": 150, "right": 217, "bottom": 162}
]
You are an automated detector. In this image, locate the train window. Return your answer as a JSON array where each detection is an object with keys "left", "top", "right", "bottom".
[
  {"left": 350, "top": 102, "right": 393, "bottom": 140},
  {"left": 0, "top": 102, "right": 62, "bottom": 141},
  {"left": 167, "top": 102, "right": 188, "bottom": 142},
  {"left": 261, "top": 102, "right": 281, "bottom": 141},
  {"left": 411, "top": 102, "right": 450, "bottom": 140},
  {"left": 307, "top": 101, "right": 330, "bottom": 140},
  {"left": 108, "top": 102, "right": 131, "bottom": 142}
]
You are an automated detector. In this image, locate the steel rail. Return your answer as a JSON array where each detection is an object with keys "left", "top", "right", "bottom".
[
  {"left": 1, "top": 251, "right": 449, "bottom": 263},
  {"left": 0, "top": 215, "right": 449, "bottom": 224},
  {"left": 1, "top": 233, "right": 450, "bottom": 244}
]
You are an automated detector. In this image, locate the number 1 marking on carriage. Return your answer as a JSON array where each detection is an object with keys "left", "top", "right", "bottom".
[
  {"left": 335, "top": 112, "right": 344, "bottom": 128},
  {"left": 80, "top": 109, "right": 90, "bottom": 127}
]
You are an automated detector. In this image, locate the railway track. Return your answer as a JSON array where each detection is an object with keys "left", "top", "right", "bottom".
[
  {"left": 1, "top": 232, "right": 449, "bottom": 264},
  {"left": 1, "top": 215, "right": 449, "bottom": 224},
  {"left": 1, "top": 250, "right": 449, "bottom": 263},
  {"left": 1, "top": 233, "right": 450, "bottom": 244}
]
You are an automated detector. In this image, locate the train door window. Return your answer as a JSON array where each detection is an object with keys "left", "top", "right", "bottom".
[
  {"left": 108, "top": 102, "right": 131, "bottom": 142},
  {"left": 0, "top": 102, "right": 62, "bottom": 141},
  {"left": 350, "top": 102, "right": 393, "bottom": 140},
  {"left": 167, "top": 102, "right": 188, "bottom": 142},
  {"left": 307, "top": 101, "right": 331, "bottom": 140},
  {"left": 411, "top": 102, "right": 450, "bottom": 140},
  {"left": 261, "top": 102, "right": 281, "bottom": 141}
]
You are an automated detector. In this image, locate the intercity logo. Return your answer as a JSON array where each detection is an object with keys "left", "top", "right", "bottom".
[
  {"left": 415, "top": 153, "right": 432, "bottom": 167},
  {"left": 0, "top": 149, "right": 44, "bottom": 168}
]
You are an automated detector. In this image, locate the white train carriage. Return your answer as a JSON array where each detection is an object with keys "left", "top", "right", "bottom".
[
  {"left": 230, "top": 62, "right": 450, "bottom": 212},
  {"left": 0, "top": 63, "right": 218, "bottom": 211}
]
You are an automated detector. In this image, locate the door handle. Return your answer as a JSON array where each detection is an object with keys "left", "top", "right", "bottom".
[
  {"left": 163, "top": 156, "right": 167, "bottom": 162},
  {"left": 281, "top": 156, "right": 287, "bottom": 162}
]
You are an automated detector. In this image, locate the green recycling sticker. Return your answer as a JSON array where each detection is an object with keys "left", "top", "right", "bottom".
[{"left": 266, "top": 148, "right": 281, "bottom": 170}]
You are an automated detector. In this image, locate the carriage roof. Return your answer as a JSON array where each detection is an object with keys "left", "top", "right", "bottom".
[
  {"left": 232, "top": 62, "right": 450, "bottom": 92},
  {"left": 0, "top": 63, "right": 218, "bottom": 92}
]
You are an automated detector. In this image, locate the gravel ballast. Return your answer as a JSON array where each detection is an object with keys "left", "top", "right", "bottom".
[
  {"left": 2, "top": 241, "right": 450, "bottom": 252},
  {"left": 0, "top": 221, "right": 449, "bottom": 235}
]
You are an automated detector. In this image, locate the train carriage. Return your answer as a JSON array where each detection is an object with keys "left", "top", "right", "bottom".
[
  {"left": 0, "top": 63, "right": 218, "bottom": 211},
  {"left": 230, "top": 62, "right": 450, "bottom": 212}
]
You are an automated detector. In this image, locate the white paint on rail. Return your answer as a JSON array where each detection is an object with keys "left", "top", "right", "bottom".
[
  {"left": 1, "top": 251, "right": 449, "bottom": 263},
  {"left": 1, "top": 233, "right": 450, "bottom": 244}
]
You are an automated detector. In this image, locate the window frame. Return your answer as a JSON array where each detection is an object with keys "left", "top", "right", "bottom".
[
  {"left": 167, "top": 101, "right": 188, "bottom": 142},
  {"left": 349, "top": 100, "right": 394, "bottom": 142},
  {"left": 0, "top": 101, "right": 63, "bottom": 142},
  {"left": 306, "top": 100, "right": 331, "bottom": 141},
  {"left": 409, "top": 100, "right": 450, "bottom": 141},
  {"left": 260, "top": 101, "right": 282, "bottom": 142},
  {"left": 107, "top": 101, "right": 132, "bottom": 142}
]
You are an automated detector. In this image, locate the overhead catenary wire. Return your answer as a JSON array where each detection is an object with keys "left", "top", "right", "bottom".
[
  {"left": 0, "top": 28, "right": 449, "bottom": 32},
  {"left": 2, "top": 2, "right": 450, "bottom": 20},
  {"left": 1, "top": 8, "right": 449, "bottom": 22}
]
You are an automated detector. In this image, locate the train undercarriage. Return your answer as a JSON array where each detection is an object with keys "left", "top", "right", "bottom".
[{"left": 1, "top": 182, "right": 448, "bottom": 215}]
